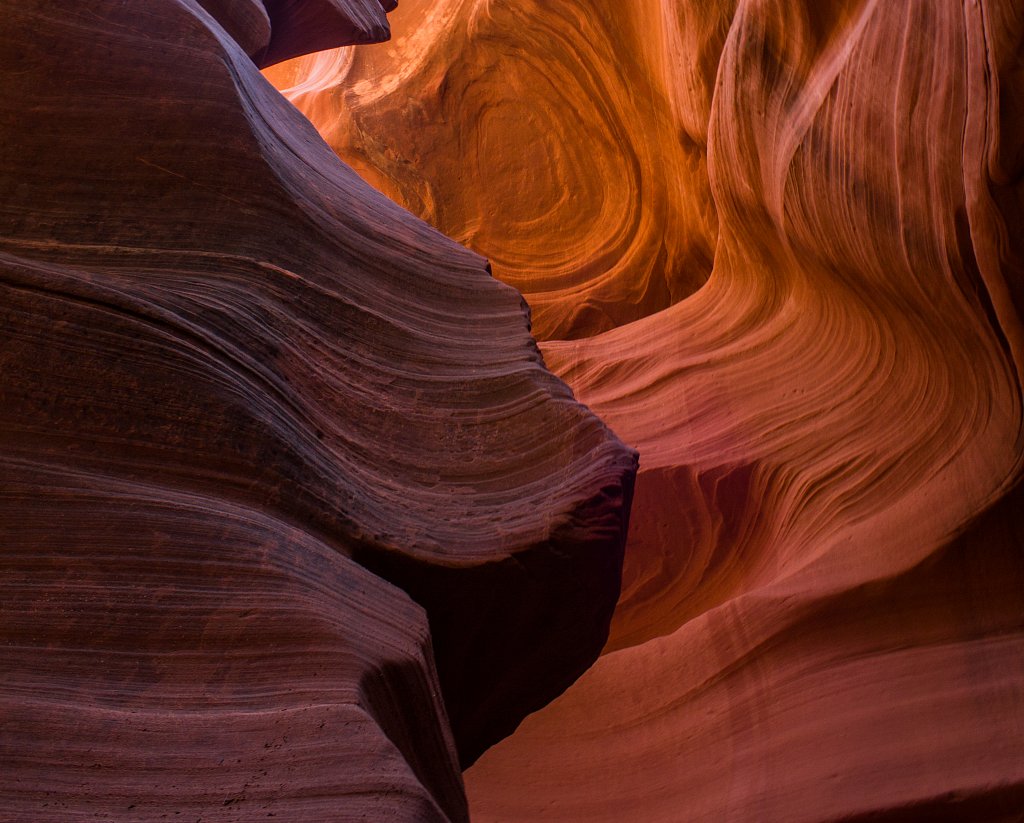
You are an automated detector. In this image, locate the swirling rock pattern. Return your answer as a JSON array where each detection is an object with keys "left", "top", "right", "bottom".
[
  {"left": 271, "top": 0, "right": 1024, "bottom": 819},
  {"left": 0, "top": 0, "right": 636, "bottom": 818},
  {"left": 266, "top": 0, "right": 725, "bottom": 340}
]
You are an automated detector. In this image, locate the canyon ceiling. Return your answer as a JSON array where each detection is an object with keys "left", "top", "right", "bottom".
[{"left": 3, "top": 0, "right": 1023, "bottom": 821}]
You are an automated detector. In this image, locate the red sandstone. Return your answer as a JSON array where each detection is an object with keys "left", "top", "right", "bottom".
[{"left": 270, "top": 1, "right": 1024, "bottom": 819}]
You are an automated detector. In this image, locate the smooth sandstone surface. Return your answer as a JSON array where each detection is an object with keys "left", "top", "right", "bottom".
[
  {"left": 270, "top": 0, "right": 1024, "bottom": 819},
  {"left": 0, "top": 1, "right": 636, "bottom": 818},
  {"left": 257, "top": 0, "right": 397, "bottom": 66}
]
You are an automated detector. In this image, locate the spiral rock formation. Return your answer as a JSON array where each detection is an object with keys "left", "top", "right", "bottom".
[
  {"left": 265, "top": 0, "right": 726, "bottom": 340},
  {"left": 0, "top": 1, "right": 636, "bottom": 819},
  {"left": 271, "top": 0, "right": 1024, "bottom": 819}
]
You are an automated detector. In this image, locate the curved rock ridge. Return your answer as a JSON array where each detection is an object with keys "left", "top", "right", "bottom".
[
  {"left": 266, "top": 0, "right": 725, "bottom": 340},
  {"left": 257, "top": 0, "right": 398, "bottom": 67},
  {"left": 195, "top": 0, "right": 272, "bottom": 59},
  {"left": 267, "top": 0, "right": 1024, "bottom": 819},
  {"left": 0, "top": 0, "right": 636, "bottom": 813},
  {"left": 1, "top": 459, "right": 466, "bottom": 822},
  {"left": 196, "top": 0, "right": 396, "bottom": 67}
]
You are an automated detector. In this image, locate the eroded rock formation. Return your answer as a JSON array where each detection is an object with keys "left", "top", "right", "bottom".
[
  {"left": 264, "top": 0, "right": 727, "bottom": 340},
  {"left": 0, "top": 2, "right": 636, "bottom": 819},
  {"left": 270, "top": 0, "right": 1024, "bottom": 819}
]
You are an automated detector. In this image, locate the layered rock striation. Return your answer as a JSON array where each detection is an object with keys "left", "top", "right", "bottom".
[
  {"left": 272, "top": 0, "right": 1024, "bottom": 819},
  {"left": 265, "top": 0, "right": 727, "bottom": 340},
  {"left": 0, "top": 1, "right": 636, "bottom": 819}
]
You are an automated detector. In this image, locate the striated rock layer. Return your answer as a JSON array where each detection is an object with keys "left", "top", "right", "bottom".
[
  {"left": 2, "top": 461, "right": 466, "bottom": 821},
  {"left": 264, "top": 0, "right": 726, "bottom": 340},
  {"left": 271, "top": 0, "right": 1024, "bottom": 820},
  {"left": 0, "top": 1, "right": 636, "bottom": 819}
]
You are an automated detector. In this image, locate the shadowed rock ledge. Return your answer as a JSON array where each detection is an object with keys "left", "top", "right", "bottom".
[{"left": 0, "top": 1, "right": 637, "bottom": 819}]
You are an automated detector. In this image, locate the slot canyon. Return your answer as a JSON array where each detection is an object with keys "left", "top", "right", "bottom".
[{"left": 2, "top": 1, "right": 1023, "bottom": 821}]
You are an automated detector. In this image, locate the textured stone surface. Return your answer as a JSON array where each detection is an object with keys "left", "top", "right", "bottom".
[
  {"left": 0, "top": 1, "right": 636, "bottom": 817},
  {"left": 264, "top": 0, "right": 725, "bottom": 340},
  {"left": 270, "top": 0, "right": 1024, "bottom": 819},
  {"left": 1, "top": 462, "right": 466, "bottom": 822}
]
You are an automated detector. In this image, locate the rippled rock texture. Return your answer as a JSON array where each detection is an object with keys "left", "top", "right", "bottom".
[
  {"left": 0, "top": 2, "right": 636, "bottom": 819},
  {"left": 271, "top": 0, "right": 1024, "bottom": 819}
]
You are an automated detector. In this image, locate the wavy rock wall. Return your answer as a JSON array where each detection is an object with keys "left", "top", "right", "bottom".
[
  {"left": 0, "top": 1, "right": 636, "bottom": 819},
  {"left": 265, "top": 0, "right": 727, "bottom": 340},
  {"left": 271, "top": 0, "right": 1024, "bottom": 819}
]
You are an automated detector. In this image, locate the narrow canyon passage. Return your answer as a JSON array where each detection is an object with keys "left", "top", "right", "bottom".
[
  {"left": 268, "top": 1, "right": 1024, "bottom": 819},
  {"left": 1, "top": 0, "right": 1021, "bottom": 820}
]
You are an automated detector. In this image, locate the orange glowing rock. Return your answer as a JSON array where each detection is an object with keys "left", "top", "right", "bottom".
[
  {"left": 270, "top": 0, "right": 1024, "bottom": 819},
  {"left": 267, "top": 0, "right": 726, "bottom": 340}
]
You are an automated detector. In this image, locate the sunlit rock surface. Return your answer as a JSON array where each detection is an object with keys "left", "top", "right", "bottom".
[
  {"left": 0, "top": 1, "right": 636, "bottom": 818},
  {"left": 271, "top": 0, "right": 1024, "bottom": 819},
  {"left": 265, "top": 0, "right": 726, "bottom": 340}
]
